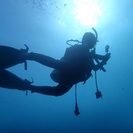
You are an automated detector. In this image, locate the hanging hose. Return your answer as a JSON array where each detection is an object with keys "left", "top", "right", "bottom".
[
  {"left": 95, "top": 71, "right": 102, "bottom": 99},
  {"left": 74, "top": 84, "right": 80, "bottom": 116},
  {"left": 95, "top": 71, "right": 98, "bottom": 91},
  {"left": 92, "top": 27, "right": 98, "bottom": 42}
]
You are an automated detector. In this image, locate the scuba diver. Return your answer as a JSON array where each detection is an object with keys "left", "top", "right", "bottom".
[{"left": 0, "top": 28, "right": 111, "bottom": 98}]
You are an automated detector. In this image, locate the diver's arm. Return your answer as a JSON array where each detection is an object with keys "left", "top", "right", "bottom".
[
  {"left": 93, "top": 60, "right": 107, "bottom": 71},
  {"left": 30, "top": 83, "right": 73, "bottom": 96},
  {"left": 91, "top": 53, "right": 106, "bottom": 60},
  {"left": 92, "top": 53, "right": 111, "bottom": 71}
]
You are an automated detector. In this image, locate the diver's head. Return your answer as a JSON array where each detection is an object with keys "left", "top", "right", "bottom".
[{"left": 82, "top": 32, "right": 97, "bottom": 49}]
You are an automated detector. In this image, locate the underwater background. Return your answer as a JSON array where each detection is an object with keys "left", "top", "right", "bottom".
[{"left": 0, "top": 0, "right": 133, "bottom": 133}]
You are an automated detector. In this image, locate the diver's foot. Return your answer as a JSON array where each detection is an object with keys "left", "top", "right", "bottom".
[
  {"left": 20, "top": 44, "right": 29, "bottom": 53},
  {"left": 19, "top": 44, "right": 31, "bottom": 70},
  {"left": 18, "top": 78, "right": 33, "bottom": 91}
]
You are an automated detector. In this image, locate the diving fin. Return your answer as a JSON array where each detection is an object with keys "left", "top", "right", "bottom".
[
  {"left": 0, "top": 70, "right": 32, "bottom": 91},
  {"left": 0, "top": 45, "right": 29, "bottom": 70}
]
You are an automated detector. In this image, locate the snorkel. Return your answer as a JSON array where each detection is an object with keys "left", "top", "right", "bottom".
[
  {"left": 90, "top": 27, "right": 98, "bottom": 53},
  {"left": 92, "top": 27, "right": 98, "bottom": 42}
]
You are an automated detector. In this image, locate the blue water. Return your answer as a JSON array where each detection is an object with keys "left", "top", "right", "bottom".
[{"left": 0, "top": 0, "right": 133, "bottom": 133}]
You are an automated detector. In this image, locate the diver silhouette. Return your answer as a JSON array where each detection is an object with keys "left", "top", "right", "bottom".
[{"left": 0, "top": 28, "right": 111, "bottom": 97}]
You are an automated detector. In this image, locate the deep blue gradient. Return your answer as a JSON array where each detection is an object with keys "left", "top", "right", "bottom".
[{"left": 0, "top": 0, "right": 133, "bottom": 133}]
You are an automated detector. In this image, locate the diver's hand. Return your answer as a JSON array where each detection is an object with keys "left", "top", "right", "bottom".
[
  {"left": 103, "top": 53, "right": 111, "bottom": 64},
  {"left": 93, "top": 53, "right": 111, "bottom": 71}
]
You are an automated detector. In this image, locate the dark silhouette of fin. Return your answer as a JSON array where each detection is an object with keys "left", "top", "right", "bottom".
[
  {"left": 0, "top": 45, "right": 27, "bottom": 70},
  {"left": 0, "top": 70, "right": 30, "bottom": 90}
]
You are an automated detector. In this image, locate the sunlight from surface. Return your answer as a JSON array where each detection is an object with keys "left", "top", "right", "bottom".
[
  {"left": 22, "top": 0, "right": 106, "bottom": 32},
  {"left": 73, "top": 0, "right": 103, "bottom": 27}
]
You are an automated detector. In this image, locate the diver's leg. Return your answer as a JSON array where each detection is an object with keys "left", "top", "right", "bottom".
[
  {"left": 30, "top": 83, "right": 73, "bottom": 96},
  {"left": 27, "top": 52, "right": 66, "bottom": 71},
  {"left": 0, "top": 44, "right": 67, "bottom": 71},
  {"left": 0, "top": 70, "right": 73, "bottom": 96},
  {"left": 0, "top": 70, "right": 31, "bottom": 91},
  {"left": 0, "top": 45, "right": 66, "bottom": 71},
  {"left": 0, "top": 45, "right": 28, "bottom": 70}
]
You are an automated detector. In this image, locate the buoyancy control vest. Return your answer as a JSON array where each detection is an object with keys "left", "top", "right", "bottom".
[{"left": 50, "top": 44, "right": 94, "bottom": 84}]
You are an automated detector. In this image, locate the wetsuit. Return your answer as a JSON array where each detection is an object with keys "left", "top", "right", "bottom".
[{"left": 0, "top": 45, "right": 108, "bottom": 96}]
